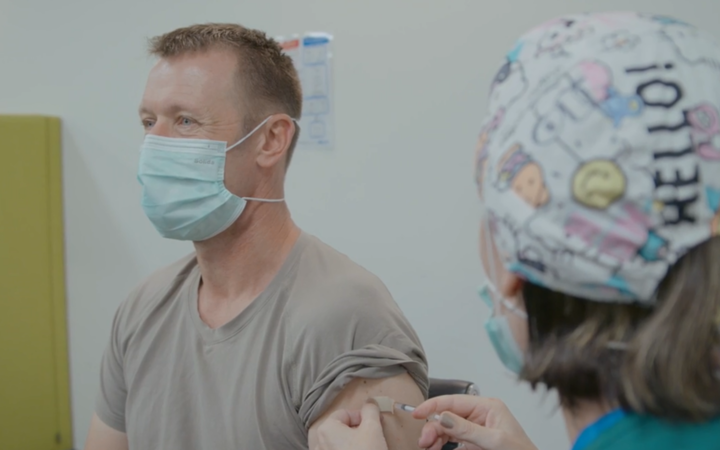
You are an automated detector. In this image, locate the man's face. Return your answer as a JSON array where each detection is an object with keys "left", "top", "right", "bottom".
[{"left": 139, "top": 48, "right": 259, "bottom": 197}]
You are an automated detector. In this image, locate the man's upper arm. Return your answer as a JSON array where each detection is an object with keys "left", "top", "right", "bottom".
[
  {"left": 289, "top": 262, "right": 429, "bottom": 442},
  {"left": 95, "top": 303, "right": 129, "bottom": 433},
  {"left": 84, "top": 414, "right": 128, "bottom": 450},
  {"left": 308, "top": 373, "right": 425, "bottom": 450}
]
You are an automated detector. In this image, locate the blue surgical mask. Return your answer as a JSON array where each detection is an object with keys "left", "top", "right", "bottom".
[
  {"left": 479, "top": 283, "right": 527, "bottom": 375},
  {"left": 137, "top": 117, "right": 284, "bottom": 241}
]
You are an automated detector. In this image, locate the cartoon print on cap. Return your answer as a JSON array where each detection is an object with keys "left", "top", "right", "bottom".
[
  {"left": 487, "top": 211, "right": 517, "bottom": 262},
  {"left": 476, "top": 109, "right": 505, "bottom": 197},
  {"left": 514, "top": 243, "right": 564, "bottom": 286},
  {"left": 535, "top": 17, "right": 594, "bottom": 57},
  {"left": 489, "top": 44, "right": 528, "bottom": 112},
  {"left": 572, "top": 159, "right": 626, "bottom": 210},
  {"left": 661, "top": 24, "right": 720, "bottom": 70},
  {"left": 572, "top": 60, "right": 644, "bottom": 127},
  {"left": 488, "top": 212, "right": 553, "bottom": 286},
  {"left": 533, "top": 12, "right": 639, "bottom": 58},
  {"left": 478, "top": 12, "right": 720, "bottom": 302},
  {"left": 564, "top": 203, "right": 668, "bottom": 264},
  {"left": 496, "top": 144, "right": 549, "bottom": 208},
  {"left": 507, "top": 41, "right": 524, "bottom": 62},
  {"left": 602, "top": 30, "right": 640, "bottom": 51},
  {"left": 686, "top": 103, "right": 720, "bottom": 161},
  {"left": 644, "top": 14, "right": 690, "bottom": 27},
  {"left": 530, "top": 60, "right": 643, "bottom": 157}
]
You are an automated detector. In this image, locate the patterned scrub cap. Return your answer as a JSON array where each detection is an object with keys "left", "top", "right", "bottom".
[{"left": 477, "top": 11, "right": 720, "bottom": 304}]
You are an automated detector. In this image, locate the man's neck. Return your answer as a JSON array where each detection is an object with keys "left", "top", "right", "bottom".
[
  {"left": 193, "top": 202, "right": 300, "bottom": 328},
  {"left": 562, "top": 400, "right": 613, "bottom": 445}
]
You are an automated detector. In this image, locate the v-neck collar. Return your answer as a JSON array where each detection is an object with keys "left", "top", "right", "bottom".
[{"left": 184, "top": 232, "right": 309, "bottom": 345}]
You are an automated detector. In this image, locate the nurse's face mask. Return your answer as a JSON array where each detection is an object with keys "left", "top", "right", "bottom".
[
  {"left": 478, "top": 220, "right": 527, "bottom": 375},
  {"left": 137, "top": 117, "right": 285, "bottom": 242}
]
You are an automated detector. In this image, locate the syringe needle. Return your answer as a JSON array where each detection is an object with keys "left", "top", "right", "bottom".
[
  {"left": 394, "top": 403, "right": 465, "bottom": 448},
  {"left": 394, "top": 402, "right": 441, "bottom": 421}
]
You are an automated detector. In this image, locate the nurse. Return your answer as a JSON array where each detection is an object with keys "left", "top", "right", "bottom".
[{"left": 317, "top": 11, "right": 720, "bottom": 450}]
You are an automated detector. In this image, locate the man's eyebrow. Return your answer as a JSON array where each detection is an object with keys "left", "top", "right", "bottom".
[{"left": 138, "top": 104, "right": 195, "bottom": 116}]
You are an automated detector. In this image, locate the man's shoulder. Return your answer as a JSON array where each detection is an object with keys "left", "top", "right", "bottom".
[
  {"left": 297, "top": 234, "right": 392, "bottom": 302},
  {"left": 284, "top": 234, "right": 408, "bottom": 331},
  {"left": 114, "top": 253, "right": 198, "bottom": 333}
]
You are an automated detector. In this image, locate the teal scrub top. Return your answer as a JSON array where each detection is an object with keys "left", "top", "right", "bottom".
[{"left": 572, "top": 410, "right": 720, "bottom": 450}]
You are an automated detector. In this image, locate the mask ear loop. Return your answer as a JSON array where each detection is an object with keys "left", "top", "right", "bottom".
[
  {"left": 226, "top": 116, "right": 273, "bottom": 152},
  {"left": 225, "top": 116, "right": 300, "bottom": 204},
  {"left": 226, "top": 116, "right": 300, "bottom": 152},
  {"left": 241, "top": 196, "right": 285, "bottom": 203},
  {"left": 483, "top": 216, "right": 529, "bottom": 320}
]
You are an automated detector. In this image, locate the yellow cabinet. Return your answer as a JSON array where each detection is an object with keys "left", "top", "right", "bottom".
[{"left": 0, "top": 116, "right": 73, "bottom": 449}]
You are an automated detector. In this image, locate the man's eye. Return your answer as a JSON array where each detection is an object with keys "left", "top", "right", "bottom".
[
  {"left": 180, "top": 117, "right": 194, "bottom": 126},
  {"left": 142, "top": 120, "right": 155, "bottom": 128}
]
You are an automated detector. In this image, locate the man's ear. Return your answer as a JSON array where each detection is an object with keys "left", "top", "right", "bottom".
[
  {"left": 500, "top": 273, "right": 524, "bottom": 299},
  {"left": 257, "top": 115, "right": 295, "bottom": 169}
]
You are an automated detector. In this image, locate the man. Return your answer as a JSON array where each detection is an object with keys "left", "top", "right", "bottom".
[{"left": 84, "top": 23, "right": 427, "bottom": 450}]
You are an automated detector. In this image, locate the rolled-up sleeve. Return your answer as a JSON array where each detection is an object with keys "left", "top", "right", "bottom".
[
  {"left": 299, "top": 341, "right": 428, "bottom": 428},
  {"left": 288, "top": 276, "right": 429, "bottom": 429}
]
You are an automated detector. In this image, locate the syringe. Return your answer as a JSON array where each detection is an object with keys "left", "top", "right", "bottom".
[
  {"left": 393, "top": 402, "right": 441, "bottom": 421},
  {"left": 394, "top": 402, "right": 465, "bottom": 448}
]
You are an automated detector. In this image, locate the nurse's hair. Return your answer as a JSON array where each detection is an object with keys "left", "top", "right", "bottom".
[{"left": 520, "top": 237, "right": 720, "bottom": 421}]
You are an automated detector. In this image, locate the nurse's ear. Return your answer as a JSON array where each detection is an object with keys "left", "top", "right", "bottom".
[{"left": 500, "top": 273, "right": 524, "bottom": 301}]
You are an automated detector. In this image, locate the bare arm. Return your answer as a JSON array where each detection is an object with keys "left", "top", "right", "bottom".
[
  {"left": 308, "top": 372, "right": 425, "bottom": 450},
  {"left": 84, "top": 414, "right": 128, "bottom": 450}
]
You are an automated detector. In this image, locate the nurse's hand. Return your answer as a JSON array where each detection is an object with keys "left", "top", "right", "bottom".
[
  {"left": 412, "top": 395, "right": 537, "bottom": 450},
  {"left": 316, "top": 403, "right": 389, "bottom": 450}
]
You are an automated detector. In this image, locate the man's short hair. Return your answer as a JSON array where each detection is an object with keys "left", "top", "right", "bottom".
[{"left": 148, "top": 23, "right": 302, "bottom": 166}]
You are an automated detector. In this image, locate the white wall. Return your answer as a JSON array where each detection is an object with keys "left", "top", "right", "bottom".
[{"left": 3, "top": 0, "right": 719, "bottom": 448}]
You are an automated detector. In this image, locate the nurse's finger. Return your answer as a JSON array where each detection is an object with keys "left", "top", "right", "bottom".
[
  {"left": 418, "top": 421, "right": 446, "bottom": 449},
  {"left": 436, "top": 411, "right": 499, "bottom": 449},
  {"left": 358, "top": 403, "right": 383, "bottom": 430},
  {"left": 420, "top": 421, "right": 482, "bottom": 450},
  {"left": 430, "top": 437, "right": 445, "bottom": 450},
  {"left": 412, "top": 395, "right": 495, "bottom": 423},
  {"left": 327, "top": 409, "right": 362, "bottom": 427}
]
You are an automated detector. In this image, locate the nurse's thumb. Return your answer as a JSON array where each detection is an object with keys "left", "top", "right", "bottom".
[
  {"left": 359, "top": 403, "right": 383, "bottom": 429},
  {"left": 439, "top": 412, "right": 496, "bottom": 449}
]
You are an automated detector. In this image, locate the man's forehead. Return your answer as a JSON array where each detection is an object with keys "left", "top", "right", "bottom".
[
  {"left": 140, "top": 50, "right": 242, "bottom": 113},
  {"left": 148, "top": 51, "right": 237, "bottom": 88}
]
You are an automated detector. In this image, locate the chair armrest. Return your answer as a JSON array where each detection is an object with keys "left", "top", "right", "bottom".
[{"left": 428, "top": 378, "right": 480, "bottom": 398}]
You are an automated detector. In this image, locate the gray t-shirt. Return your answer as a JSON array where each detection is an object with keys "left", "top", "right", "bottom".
[{"left": 95, "top": 232, "right": 428, "bottom": 449}]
